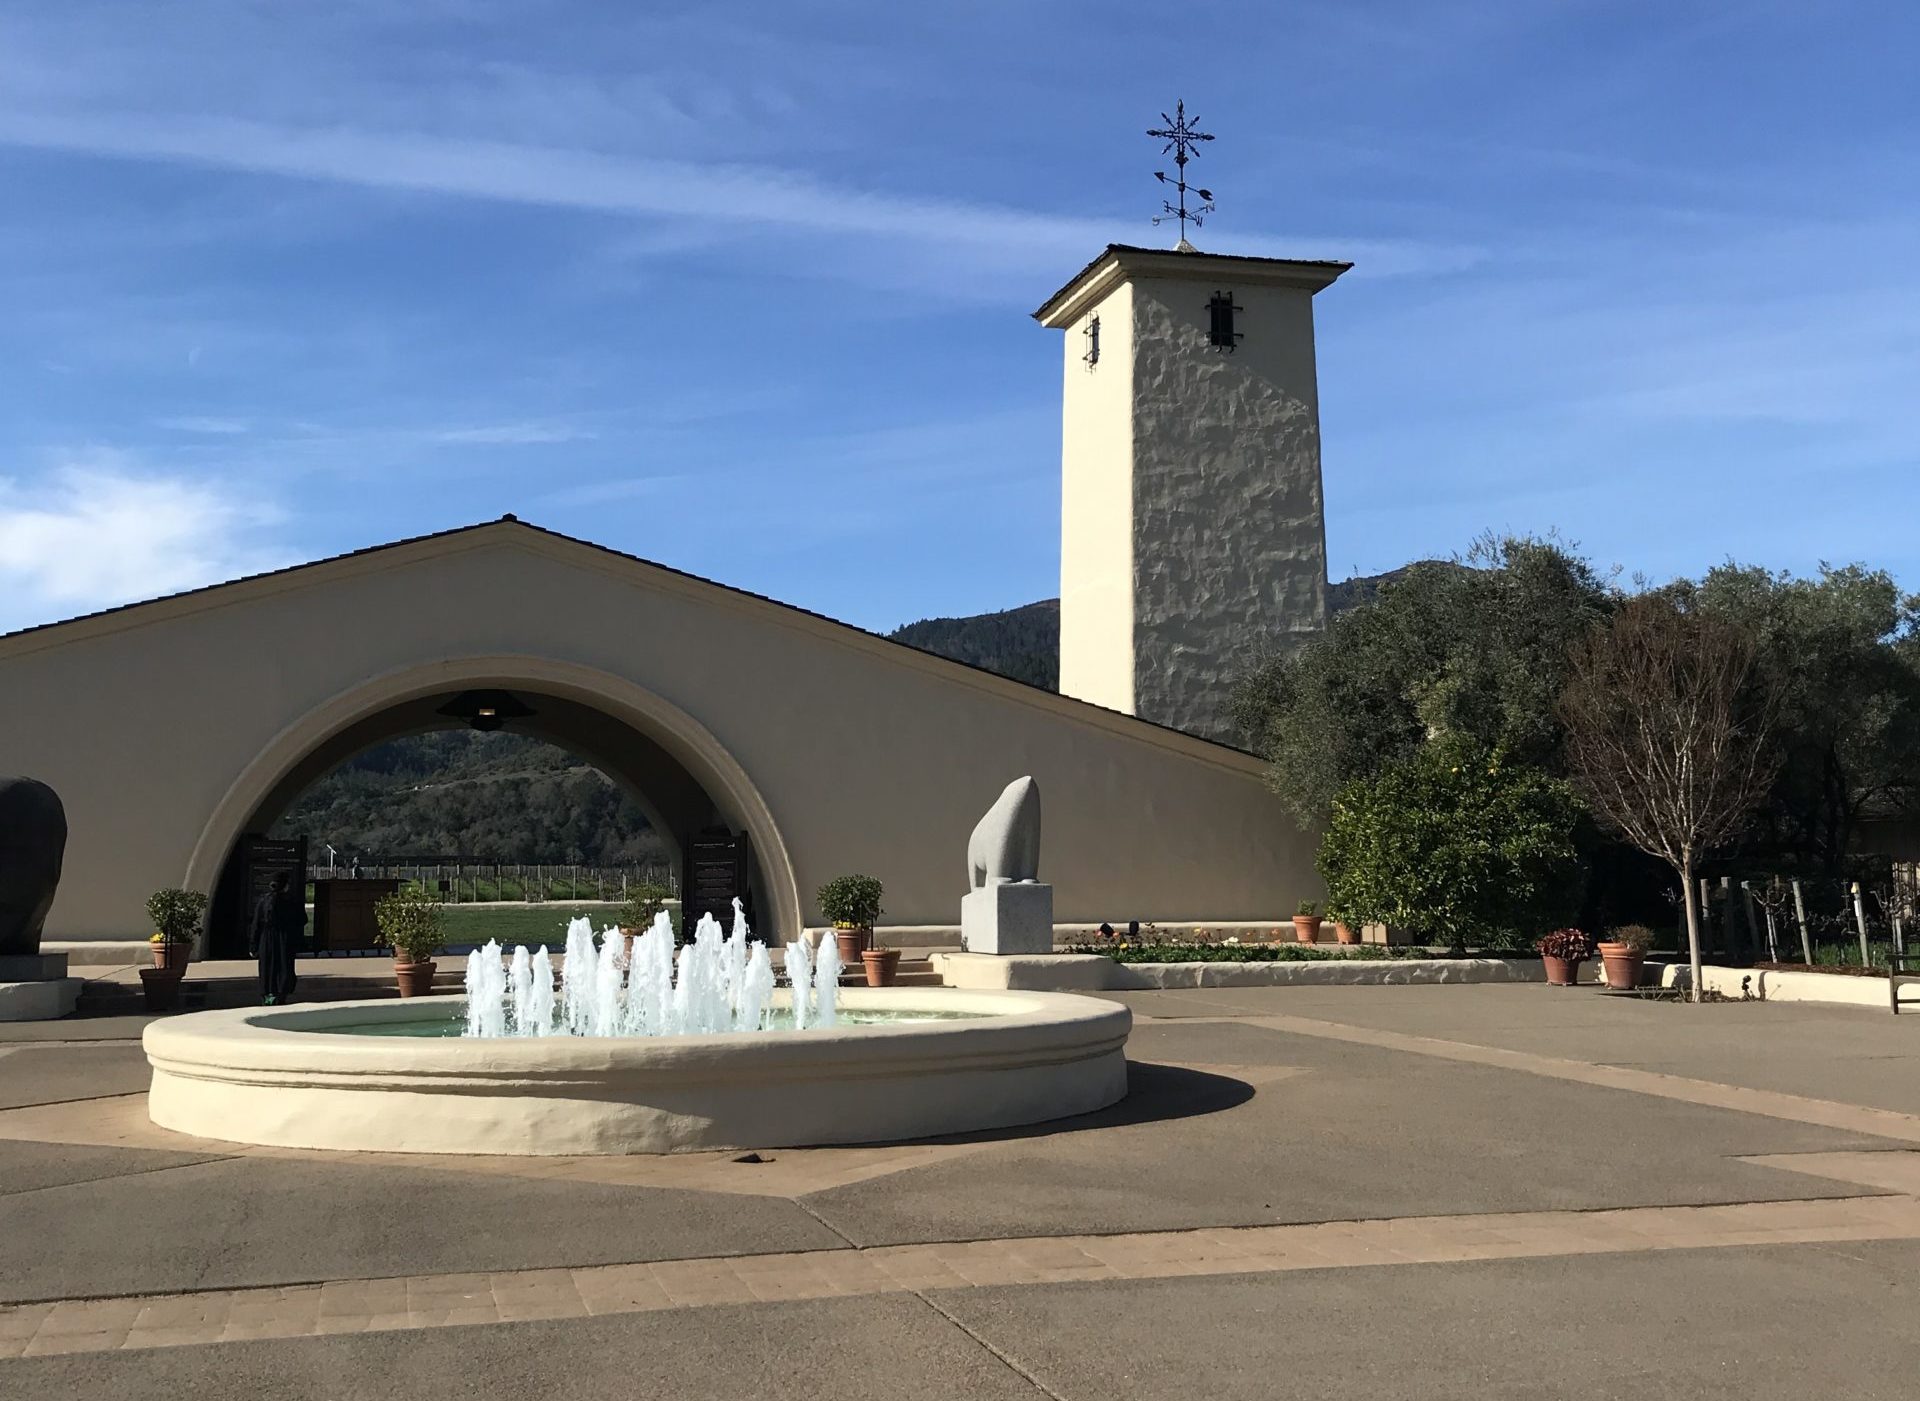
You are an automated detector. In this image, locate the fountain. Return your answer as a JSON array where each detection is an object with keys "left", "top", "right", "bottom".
[
  {"left": 143, "top": 899, "right": 1130, "bottom": 1156},
  {"left": 456, "top": 905, "right": 840, "bottom": 1041}
]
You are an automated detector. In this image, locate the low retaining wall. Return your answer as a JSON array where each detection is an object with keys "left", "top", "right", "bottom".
[
  {"left": 933, "top": 952, "right": 1540, "bottom": 992},
  {"left": 1660, "top": 962, "right": 1897, "bottom": 1010}
]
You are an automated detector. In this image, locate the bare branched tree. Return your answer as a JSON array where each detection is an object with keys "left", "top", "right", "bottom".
[{"left": 1558, "top": 597, "right": 1780, "bottom": 1001}]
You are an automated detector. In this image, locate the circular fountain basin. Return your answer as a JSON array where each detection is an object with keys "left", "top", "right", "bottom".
[{"left": 142, "top": 988, "right": 1131, "bottom": 1155}]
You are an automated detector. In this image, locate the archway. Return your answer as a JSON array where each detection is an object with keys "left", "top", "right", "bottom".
[{"left": 185, "top": 656, "right": 800, "bottom": 955}]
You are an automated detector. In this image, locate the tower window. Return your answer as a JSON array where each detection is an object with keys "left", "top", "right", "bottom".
[
  {"left": 1207, "top": 291, "right": 1243, "bottom": 351},
  {"left": 1083, "top": 314, "right": 1100, "bottom": 367}
]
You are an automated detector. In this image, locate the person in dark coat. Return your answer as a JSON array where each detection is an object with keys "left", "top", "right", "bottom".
[{"left": 250, "top": 872, "right": 305, "bottom": 1005}]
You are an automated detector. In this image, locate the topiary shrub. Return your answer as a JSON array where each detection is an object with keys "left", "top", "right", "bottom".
[
  {"left": 146, "top": 888, "right": 209, "bottom": 947},
  {"left": 817, "top": 874, "right": 884, "bottom": 930},
  {"left": 1317, "top": 739, "right": 1585, "bottom": 950},
  {"left": 375, "top": 886, "right": 445, "bottom": 962},
  {"left": 618, "top": 879, "right": 673, "bottom": 932}
]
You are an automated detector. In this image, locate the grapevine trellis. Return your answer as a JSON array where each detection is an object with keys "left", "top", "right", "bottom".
[
  {"left": 305, "top": 861, "right": 677, "bottom": 905},
  {"left": 1681, "top": 864, "right": 1919, "bottom": 970}
]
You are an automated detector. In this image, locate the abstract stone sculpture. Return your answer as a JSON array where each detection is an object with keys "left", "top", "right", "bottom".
[
  {"left": 967, "top": 775, "right": 1042, "bottom": 887},
  {"left": 962, "top": 776, "right": 1053, "bottom": 955},
  {"left": 0, "top": 777, "right": 67, "bottom": 957}
]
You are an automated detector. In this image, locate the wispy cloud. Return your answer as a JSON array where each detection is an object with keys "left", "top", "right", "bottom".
[
  {"left": 155, "top": 415, "right": 249, "bottom": 435},
  {"left": 430, "top": 422, "right": 598, "bottom": 446},
  {"left": 0, "top": 108, "right": 1479, "bottom": 281},
  {"left": 538, "top": 474, "right": 690, "bottom": 508},
  {"left": 0, "top": 457, "right": 286, "bottom": 631}
]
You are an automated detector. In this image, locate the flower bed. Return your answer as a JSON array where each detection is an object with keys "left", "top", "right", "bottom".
[
  {"left": 1058, "top": 941, "right": 1442, "bottom": 965},
  {"left": 1754, "top": 961, "right": 1888, "bottom": 979}
]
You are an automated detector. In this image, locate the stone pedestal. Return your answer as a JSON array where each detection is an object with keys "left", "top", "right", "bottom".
[
  {"left": 0, "top": 953, "right": 68, "bottom": 981},
  {"left": 961, "top": 882, "right": 1054, "bottom": 956},
  {"left": 0, "top": 952, "right": 81, "bottom": 1021}
]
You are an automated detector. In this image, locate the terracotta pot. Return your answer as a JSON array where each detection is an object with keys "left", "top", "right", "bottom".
[
  {"left": 393, "top": 959, "right": 437, "bottom": 998},
  {"left": 152, "top": 942, "right": 190, "bottom": 972},
  {"left": 1596, "top": 943, "right": 1645, "bottom": 991},
  {"left": 1292, "top": 915, "right": 1323, "bottom": 945},
  {"left": 834, "top": 927, "right": 870, "bottom": 965},
  {"left": 862, "top": 948, "right": 901, "bottom": 987},
  {"left": 1542, "top": 954, "right": 1584, "bottom": 987},
  {"left": 1334, "top": 922, "right": 1360, "bottom": 945},
  {"left": 139, "top": 966, "right": 185, "bottom": 1011}
]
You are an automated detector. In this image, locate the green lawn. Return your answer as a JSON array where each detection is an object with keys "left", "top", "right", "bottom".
[{"left": 434, "top": 904, "right": 624, "bottom": 949}]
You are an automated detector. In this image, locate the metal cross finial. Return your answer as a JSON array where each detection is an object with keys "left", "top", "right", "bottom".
[{"left": 1148, "top": 100, "right": 1215, "bottom": 244}]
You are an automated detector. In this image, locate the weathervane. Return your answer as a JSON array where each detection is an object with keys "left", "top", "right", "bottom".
[{"left": 1149, "top": 100, "right": 1215, "bottom": 245}]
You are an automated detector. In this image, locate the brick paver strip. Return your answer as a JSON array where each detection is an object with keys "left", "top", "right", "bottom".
[{"left": 8, "top": 1193, "right": 1920, "bottom": 1360}]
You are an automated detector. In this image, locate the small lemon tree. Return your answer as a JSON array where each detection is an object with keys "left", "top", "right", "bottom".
[
  {"left": 146, "top": 888, "right": 209, "bottom": 949},
  {"left": 375, "top": 886, "right": 445, "bottom": 963},
  {"left": 817, "top": 874, "right": 883, "bottom": 931},
  {"left": 618, "top": 879, "right": 674, "bottom": 932}
]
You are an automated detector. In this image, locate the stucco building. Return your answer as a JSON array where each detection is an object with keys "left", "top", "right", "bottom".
[{"left": 0, "top": 241, "right": 1349, "bottom": 949}]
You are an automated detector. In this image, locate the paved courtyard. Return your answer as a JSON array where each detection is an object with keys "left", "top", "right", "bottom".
[{"left": 5, "top": 983, "right": 1920, "bottom": 1398}]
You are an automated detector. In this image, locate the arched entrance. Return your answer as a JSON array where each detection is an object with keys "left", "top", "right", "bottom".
[{"left": 185, "top": 656, "right": 800, "bottom": 955}]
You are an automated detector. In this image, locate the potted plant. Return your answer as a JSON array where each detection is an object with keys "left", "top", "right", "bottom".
[
  {"left": 146, "top": 888, "right": 207, "bottom": 972},
  {"left": 1536, "top": 927, "right": 1597, "bottom": 986},
  {"left": 616, "top": 879, "right": 673, "bottom": 960},
  {"left": 818, "top": 874, "right": 883, "bottom": 967},
  {"left": 1329, "top": 905, "right": 1362, "bottom": 945},
  {"left": 1292, "top": 901, "right": 1324, "bottom": 945},
  {"left": 862, "top": 934, "right": 901, "bottom": 988},
  {"left": 1597, "top": 923, "right": 1653, "bottom": 991},
  {"left": 376, "top": 885, "right": 445, "bottom": 997}
]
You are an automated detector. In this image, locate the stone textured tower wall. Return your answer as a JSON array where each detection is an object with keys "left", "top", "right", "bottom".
[
  {"left": 1041, "top": 247, "right": 1344, "bottom": 745},
  {"left": 1126, "top": 275, "right": 1329, "bottom": 742}
]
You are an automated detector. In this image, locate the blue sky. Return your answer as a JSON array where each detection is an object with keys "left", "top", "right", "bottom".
[{"left": 1, "top": 1, "right": 1915, "bottom": 637}]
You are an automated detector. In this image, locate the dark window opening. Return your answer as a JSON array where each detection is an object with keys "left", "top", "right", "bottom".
[
  {"left": 1083, "top": 314, "right": 1100, "bottom": 367},
  {"left": 1207, "top": 291, "right": 1243, "bottom": 351}
]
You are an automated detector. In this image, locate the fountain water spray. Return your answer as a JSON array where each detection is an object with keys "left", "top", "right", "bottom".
[{"left": 463, "top": 907, "right": 839, "bottom": 1039}]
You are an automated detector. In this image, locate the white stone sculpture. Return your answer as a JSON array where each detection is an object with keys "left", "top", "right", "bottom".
[{"left": 962, "top": 776, "right": 1053, "bottom": 955}]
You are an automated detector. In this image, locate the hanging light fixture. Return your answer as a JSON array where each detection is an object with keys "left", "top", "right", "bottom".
[{"left": 435, "top": 689, "right": 536, "bottom": 733}]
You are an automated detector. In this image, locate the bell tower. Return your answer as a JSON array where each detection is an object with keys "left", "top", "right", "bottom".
[{"left": 1033, "top": 242, "right": 1349, "bottom": 743}]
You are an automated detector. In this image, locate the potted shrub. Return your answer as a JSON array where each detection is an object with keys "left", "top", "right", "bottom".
[
  {"left": 818, "top": 874, "right": 883, "bottom": 967},
  {"left": 376, "top": 886, "right": 445, "bottom": 997},
  {"left": 146, "top": 888, "right": 207, "bottom": 972},
  {"left": 1597, "top": 924, "right": 1653, "bottom": 991},
  {"left": 1292, "top": 901, "right": 1323, "bottom": 945},
  {"left": 862, "top": 934, "right": 901, "bottom": 988},
  {"left": 1329, "top": 905, "right": 1362, "bottom": 945},
  {"left": 616, "top": 879, "right": 673, "bottom": 960},
  {"left": 1536, "top": 927, "right": 1597, "bottom": 986}
]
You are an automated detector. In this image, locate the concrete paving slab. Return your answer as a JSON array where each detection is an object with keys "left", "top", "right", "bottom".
[
  {"left": 934, "top": 1238, "right": 1920, "bottom": 1400},
  {"left": 0, "top": 1293, "right": 1040, "bottom": 1401},
  {"left": 1127, "top": 983, "right": 1920, "bottom": 1116},
  {"left": 0, "top": 1138, "right": 229, "bottom": 1198},
  {"left": 0, "top": 1017, "right": 153, "bottom": 1044},
  {"left": 0, "top": 1045, "right": 155, "bottom": 1108},
  {"left": 804, "top": 1021, "right": 1891, "bottom": 1246},
  {"left": 0, "top": 1155, "right": 847, "bottom": 1303}
]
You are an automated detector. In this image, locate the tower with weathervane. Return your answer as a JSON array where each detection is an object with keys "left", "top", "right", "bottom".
[{"left": 1034, "top": 103, "right": 1348, "bottom": 744}]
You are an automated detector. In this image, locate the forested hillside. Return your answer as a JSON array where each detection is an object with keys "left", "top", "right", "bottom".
[
  {"left": 270, "top": 732, "right": 666, "bottom": 866},
  {"left": 886, "top": 570, "right": 1411, "bottom": 690},
  {"left": 888, "top": 600, "right": 1060, "bottom": 689}
]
